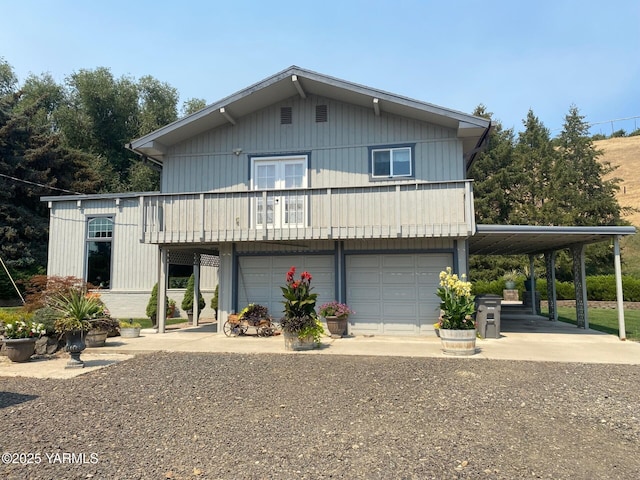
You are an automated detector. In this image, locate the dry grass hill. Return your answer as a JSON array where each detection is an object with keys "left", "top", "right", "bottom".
[
  {"left": 596, "top": 136, "right": 640, "bottom": 275},
  {"left": 597, "top": 135, "right": 640, "bottom": 227}
]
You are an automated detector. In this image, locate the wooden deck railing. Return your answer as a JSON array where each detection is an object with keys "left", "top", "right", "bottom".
[{"left": 138, "top": 181, "right": 475, "bottom": 244}]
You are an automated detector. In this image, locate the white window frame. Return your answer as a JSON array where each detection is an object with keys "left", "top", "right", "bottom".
[
  {"left": 85, "top": 216, "right": 114, "bottom": 289},
  {"left": 370, "top": 146, "right": 413, "bottom": 178},
  {"left": 250, "top": 155, "right": 308, "bottom": 228}
]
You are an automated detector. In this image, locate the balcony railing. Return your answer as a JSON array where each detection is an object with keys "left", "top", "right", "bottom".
[{"left": 138, "top": 180, "right": 475, "bottom": 244}]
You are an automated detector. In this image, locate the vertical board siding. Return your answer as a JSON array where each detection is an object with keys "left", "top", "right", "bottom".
[
  {"left": 161, "top": 95, "right": 461, "bottom": 194},
  {"left": 48, "top": 199, "right": 158, "bottom": 290}
]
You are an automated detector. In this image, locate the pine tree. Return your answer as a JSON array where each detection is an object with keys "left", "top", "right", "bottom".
[
  {"left": 510, "top": 110, "right": 557, "bottom": 225},
  {"left": 555, "top": 105, "right": 623, "bottom": 226},
  {"left": 467, "top": 105, "right": 518, "bottom": 224}
]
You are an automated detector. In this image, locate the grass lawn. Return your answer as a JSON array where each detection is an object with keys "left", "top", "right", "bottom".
[
  {"left": 541, "top": 306, "right": 640, "bottom": 341},
  {"left": 134, "top": 317, "right": 189, "bottom": 329}
]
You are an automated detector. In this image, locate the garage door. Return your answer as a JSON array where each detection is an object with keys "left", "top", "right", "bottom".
[
  {"left": 346, "top": 253, "right": 452, "bottom": 336},
  {"left": 238, "top": 255, "right": 335, "bottom": 319}
]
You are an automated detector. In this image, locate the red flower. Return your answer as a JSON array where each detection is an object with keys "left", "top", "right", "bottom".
[
  {"left": 301, "top": 271, "right": 312, "bottom": 282},
  {"left": 291, "top": 281, "right": 299, "bottom": 289},
  {"left": 286, "top": 266, "right": 296, "bottom": 283}
]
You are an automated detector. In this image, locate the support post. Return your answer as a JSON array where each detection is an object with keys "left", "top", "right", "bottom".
[
  {"left": 193, "top": 253, "right": 201, "bottom": 327},
  {"left": 544, "top": 251, "right": 557, "bottom": 321},
  {"left": 158, "top": 247, "right": 168, "bottom": 333},
  {"left": 528, "top": 255, "right": 536, "bottom": 315},
  {"left": 571, "top": 245, "right": 588, "bottom": 329},
  {"left": 613, "top": 236, "right": 626, "bottom": 340}
]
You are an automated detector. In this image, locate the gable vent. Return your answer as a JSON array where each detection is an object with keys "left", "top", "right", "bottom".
[
  {"left": 315, "top": 105, "right": 328, "bottom": 123},
  {"left": 280, "top": 106, "right": 292, "bottom": 125}
]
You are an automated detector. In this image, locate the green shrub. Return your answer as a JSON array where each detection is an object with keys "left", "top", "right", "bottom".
[
  {"left": 210, "top": 285, "right": 219, "bottom": 311},
  {"left": 181, "top": 274, "right": 205, "bottom": 312},
  {"left": 146, "top": 283, "right": 170, "bottom": 319}
]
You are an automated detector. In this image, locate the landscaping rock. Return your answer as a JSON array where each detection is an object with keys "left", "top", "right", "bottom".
[{"left": 1, "top": 352, "right": 639, "bottom": 479}]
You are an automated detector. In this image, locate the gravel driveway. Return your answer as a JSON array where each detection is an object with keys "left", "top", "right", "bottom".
[{"left": 1, "top": 352, "right": 639, "bottom": 479}]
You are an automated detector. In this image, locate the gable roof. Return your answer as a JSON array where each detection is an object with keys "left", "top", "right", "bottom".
[{"left": 128, "top": 66, "right": 491, "bottom": 163}]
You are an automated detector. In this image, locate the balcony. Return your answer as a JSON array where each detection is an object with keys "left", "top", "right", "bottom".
[{"left": 138, "top": 180, "right": 475, "bottom": 244}]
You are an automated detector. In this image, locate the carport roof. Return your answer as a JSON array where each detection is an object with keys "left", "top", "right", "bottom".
[{"left": 469, "top": 225, "right": 636, "bottom": 255}]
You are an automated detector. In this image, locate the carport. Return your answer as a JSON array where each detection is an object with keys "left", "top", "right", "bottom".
[{"left": 469, "top": 225, "right": 636, "bottom": 340}]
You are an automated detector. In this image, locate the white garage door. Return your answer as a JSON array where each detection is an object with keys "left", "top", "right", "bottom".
[
  {"left": 238, "top": 255, "right": 335, "bottom": 319},
  {"left": 346, "top": 253, "right": 452, "bottom": 336}
]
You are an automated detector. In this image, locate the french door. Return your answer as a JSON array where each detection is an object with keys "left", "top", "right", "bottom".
[{"left": 252, "top": 156, "right": 307, "bottom": 228}]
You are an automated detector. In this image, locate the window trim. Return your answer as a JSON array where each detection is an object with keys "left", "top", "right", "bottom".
[
  {"left": 85, "top": 216, "right": 114, "bottom": 289},
  {"left": 368, "top": 144, "right": 415, "bottom": 179},
  {"left": 249, "top": 154, "right": 309, "bottom": 229}
]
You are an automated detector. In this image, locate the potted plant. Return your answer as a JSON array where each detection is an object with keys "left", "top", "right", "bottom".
[
  {"left": 1, "top": 314, "right": 46, "bottom": 362},
  {"left": 86, "top": 316, "right": 119, "bottom": 347},
  {"left": 435, "top": 267, "right": 477, "bottom": 356},
  {"left": 181, "top": 274, "right": 205, "bottom": 322},
  {"left": 119, "top": 319, "right": 142, "bottom": 338},
  {"left": 502, "top": 269, "right": 519, "bottom": 290},
  {"left": 318, "top": 301, "right": 354, "bottom": 337},
  {"left": 280, "top": 267, "right": 324, "bottom": 350},
  {"left": 51, "top": 288, "right": 101, "bottom": 368}
]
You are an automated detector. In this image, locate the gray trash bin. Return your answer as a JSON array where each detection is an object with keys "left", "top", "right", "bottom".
[{"left": 475, "top": 294, "right": 502, "bottom": 339}]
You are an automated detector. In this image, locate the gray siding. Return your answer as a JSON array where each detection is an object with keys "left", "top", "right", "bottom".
[
  {"left": 47, "top": 198, "right": 218, "bottom": 317},
  {"left": 161, "top": 95, "right": 463, "bottom": 194}
]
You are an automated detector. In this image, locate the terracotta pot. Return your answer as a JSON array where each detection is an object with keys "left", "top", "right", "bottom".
[
  {"left": 439, "top": 329, "right": 477, "bottom": 356},
  {"left": 4, "top": 338, "right": 37, "bottom": 363}
]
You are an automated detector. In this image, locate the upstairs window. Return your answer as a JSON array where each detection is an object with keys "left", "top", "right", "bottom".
[
  {"left": 86, "top": 217, "right": 113, "bottom": 288},
  {"left": 370, "top": 146, "right": 413, "bottom": 178}
]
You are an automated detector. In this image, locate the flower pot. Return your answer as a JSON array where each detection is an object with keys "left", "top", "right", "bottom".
[
  {"left": 505, "top": 280, "right": 516, "bottom": 290},
  {"left": 86, "top": 329, "right": 108, "bottom": 347},
  {"left": 283, "top": 330, "right": 317, "bottom": 351},
  {"left": 64, "top": 330, "right": 86, "bottom": 368},
  {"left": 325, "top": 316, "right": 348, "bottom": 336},
  {"left": 439, "top": 329, "right": 477, "bottom": 356},
  {"left": 4, "top": 338, "right": 37, "bottom": 363},
  {"left": 120, "top": 327, "right": 141, "bottom": 338}
]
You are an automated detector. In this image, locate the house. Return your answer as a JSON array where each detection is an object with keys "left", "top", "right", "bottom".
[{"left": 43, "top": 66, "right": 634, "bottom": 337}]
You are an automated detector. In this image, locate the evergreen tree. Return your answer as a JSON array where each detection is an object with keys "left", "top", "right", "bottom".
[
  {"left": 467, "top": 105, "right": 517, "bottom": 224},
  {"left": 555, "top": 105, "right": 623, "bottom": 226},
  {"left": 510, "top": 110, "right": 557, "bottom": 225}
]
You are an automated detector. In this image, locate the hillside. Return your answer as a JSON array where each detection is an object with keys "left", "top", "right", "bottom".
[
  {"left": 596, "top": 136, "right": 640, "bottom": 276},
  {"left": 596, "top": 135, "right": 640, "bottom": 227}
]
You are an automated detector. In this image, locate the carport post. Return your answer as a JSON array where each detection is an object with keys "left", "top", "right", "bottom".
[
  {"left": 528, "top": 255, "right": 536, "bottom": 315},
  {"left": 545, "top": 251, "right": 557, "bottom": 321},
  {"left": 571, "top": 245, "right": 588, "bottom": 329},
  {"left": 613, "top": 236, "right": 626, "bottom": 340}
]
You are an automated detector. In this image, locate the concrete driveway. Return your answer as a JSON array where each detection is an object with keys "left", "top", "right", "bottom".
[{"left": 2, "top": 313, "right": 638, "bottom": 379}]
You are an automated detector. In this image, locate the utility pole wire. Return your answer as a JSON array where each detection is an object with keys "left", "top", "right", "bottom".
[
  {"left": 0, "top": 172, "right": 82, "bottom": 195},
  {"left": 0, "top": 256, "right": 25, "bottom": 305}
]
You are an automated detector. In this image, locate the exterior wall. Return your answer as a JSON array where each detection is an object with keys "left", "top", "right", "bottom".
[
  {"left": 47, "top": 198, "right": 158, "bottom": 290},
  {"left": 161, "top": 95, "right": 463, "bottom": 194},
  {"left": 46, "top": 197, "right": 218, "bottom": 318}
]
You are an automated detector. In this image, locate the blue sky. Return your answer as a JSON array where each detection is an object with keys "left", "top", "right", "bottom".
[{"left": 2, "top": 0, "right": 639, "bottom": 136}]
